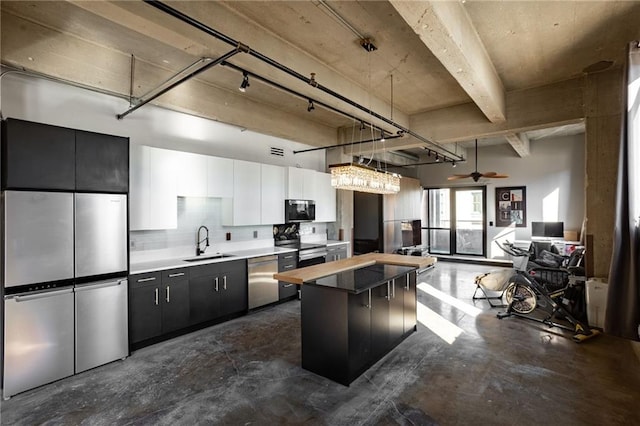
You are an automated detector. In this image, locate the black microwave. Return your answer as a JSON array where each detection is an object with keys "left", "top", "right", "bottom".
[{"left": 285, "top": 199, "right": 315, "bottom": 222}]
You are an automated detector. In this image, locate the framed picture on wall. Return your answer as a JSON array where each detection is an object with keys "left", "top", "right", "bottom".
[{"left": 495, "top": 186, "right": 526, "bottom": 227}]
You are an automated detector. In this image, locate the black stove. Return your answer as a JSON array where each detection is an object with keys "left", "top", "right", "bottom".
[{"left": 274, "top": 224, "right": 327, "bottom": 266}]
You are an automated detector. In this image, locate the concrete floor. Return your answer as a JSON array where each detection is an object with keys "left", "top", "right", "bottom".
[{"left": 2, "top": 262, "right": 639, "bottom": 425}]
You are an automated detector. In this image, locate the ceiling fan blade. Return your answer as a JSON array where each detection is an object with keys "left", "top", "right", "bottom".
[
  {"left": 481, "top": 172, "right": 509, "bottom": 178},
  {"left": 447, "top": 174, "right": 472, "bottom": 180}
]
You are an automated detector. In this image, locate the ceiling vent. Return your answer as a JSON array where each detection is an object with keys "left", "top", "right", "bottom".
[{"left": 270, "top": 147, "right": 285, "bottom": 157}]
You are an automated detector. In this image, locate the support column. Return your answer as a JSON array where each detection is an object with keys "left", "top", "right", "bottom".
[
  {"left": 584, "top": 67, "right": 624, "bottom": 278},
  {"left": 326, "top": 143, "right": 354, "bottom": 256}
]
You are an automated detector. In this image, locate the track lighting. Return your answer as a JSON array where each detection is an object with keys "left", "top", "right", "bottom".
[
  {"left": 452, "top": 161, "right": 457, "bottom": 168},
  {"left": 307, "top": 99, "right": 315, "bottom": 112},
  {"left": 380, "top": 131, "right": 386, "bottom": 142},
  {"left": 239, "top": 72, "right": 250, "bottom": 92},
  {"left": 426, "top": 149, "right": 432, "bottom": 157},
  {"left": 435, "top": 153, "right": 440, "bottom": 162}
]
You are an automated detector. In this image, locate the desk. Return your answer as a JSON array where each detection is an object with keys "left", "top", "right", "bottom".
[{"left": 531, "top": 239, "right": 582, "bottom": 256}]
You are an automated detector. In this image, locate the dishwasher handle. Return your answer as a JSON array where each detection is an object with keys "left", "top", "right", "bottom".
[{"left": 248, "top": 255, "right": 278, "bottom": 266}]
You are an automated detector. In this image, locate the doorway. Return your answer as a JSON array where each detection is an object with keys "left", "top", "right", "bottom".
[
  {"left": 423, "top": 186, "right": 486, "bottom": 256},
  {"left": 353, "top": 191, "right": 383, "bottom": 255}
]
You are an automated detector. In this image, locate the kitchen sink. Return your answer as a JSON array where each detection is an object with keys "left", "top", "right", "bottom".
[{"left": 183, "top": 254, "right": 235, "bottom": 262}]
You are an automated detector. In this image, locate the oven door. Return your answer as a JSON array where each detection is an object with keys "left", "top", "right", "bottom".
[{"left": 298, "top": 255, "right": 326, "bottom": 268}]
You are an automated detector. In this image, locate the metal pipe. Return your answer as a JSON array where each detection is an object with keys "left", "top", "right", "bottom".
[
  {"left": 293, "top": 134, "right": 403, "bottom": 154},
  {"left": 142, "top": 0, "right": 464, "bottom": 162},
  {"left": 117, "top": 48, "right": 241, "bottom": 120},
  {"left": 221, "top": 61, "right": 388, "bottom": 137}
]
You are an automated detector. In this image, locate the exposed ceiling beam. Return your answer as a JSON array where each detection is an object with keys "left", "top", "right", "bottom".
[
  {"left": 410, "top": 74, "right": 590, "bottom": 144},
  {"left": 389, "top": 0, "right": 506, "bottom": 123},
  {"left": 504, "top": 132, "right": 531, "bottom": 157}
]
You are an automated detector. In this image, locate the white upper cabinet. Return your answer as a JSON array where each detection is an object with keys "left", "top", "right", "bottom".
[
  {"left": 222, "top": 160, "right": 261, "bottom": 226},
  {"left": 207, "top": 156, "right": 234, "bottom": 198},
  {"left": 286, "top": 167, "right": 317, "bottom": 200},
  {"left": 261, "top": 164, "right": 285, "bottom": 225},
  {"left": 130, "top": 145, "right": 177, "bottom": 230},
  {"left": 175, "top": 151, "right": 207, "bottom": 197},
  {"left": 314, "top": 172, "right": 336, "bottom": 222}
]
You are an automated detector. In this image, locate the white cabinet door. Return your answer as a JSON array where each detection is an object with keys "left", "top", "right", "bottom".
[
  {"left": 175, "top": 151, "right": 207, "bottom": 197},
  {"left": 207, "top": 156, "right": 234, "bottom": 198},
  {"left": 286, "top": 167, "right": 305, "bottom": 199},
  {"left": 222, "top": 160, "right": 261, "bottom": 226},
  {"left": 286, "top": 167, "right": 317, "bottom": 200},
  {"left": 261, "top": 164, "right": 285, "bottom": 225},
  {"left": 314, "top": 172, "right": 336, "bottom": 222},
  {"left": 130, "top": 145, "right": 177, "bottom": 230}
]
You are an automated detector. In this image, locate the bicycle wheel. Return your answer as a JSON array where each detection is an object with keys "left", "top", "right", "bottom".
[{"left": 505, "top": 281, "right": 537, "bottom": 314}]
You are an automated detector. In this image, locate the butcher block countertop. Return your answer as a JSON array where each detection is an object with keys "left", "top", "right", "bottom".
[{"left": 274, "top": 253, "right": 437, "bottom": 285}]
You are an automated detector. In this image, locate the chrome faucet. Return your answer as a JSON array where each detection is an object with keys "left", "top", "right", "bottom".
[{"left": 196, "top": 225, "right": 209, "bottom": 256}]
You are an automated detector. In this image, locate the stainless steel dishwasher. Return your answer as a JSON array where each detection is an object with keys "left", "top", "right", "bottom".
[{"left": 248, "top": 255, "right": 279, "bottom": 309}]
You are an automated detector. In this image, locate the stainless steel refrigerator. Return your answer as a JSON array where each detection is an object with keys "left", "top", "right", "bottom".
[{"left": 3, "top": 191, "right": 129, "bottom": 398}]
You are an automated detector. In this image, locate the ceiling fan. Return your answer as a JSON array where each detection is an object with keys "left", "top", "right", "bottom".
[{"left": 448, "top": 139, "right": 509, "bottom": 182}]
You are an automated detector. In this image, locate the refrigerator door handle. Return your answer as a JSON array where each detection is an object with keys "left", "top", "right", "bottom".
[
  {"left": 74, "top": 280, "right": 125, "bottom": 293},
  {"left": 166, "top": 286, "right": 170, "bottom": 303},
  {"left": 11, "top": 287, "right": 74, "bottom": 302}
]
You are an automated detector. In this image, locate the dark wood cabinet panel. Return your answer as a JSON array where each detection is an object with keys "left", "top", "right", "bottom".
[
  {"left": 2, "top": 118, "right": 75, "bottom": 190},
  {"left": 278, "top": 253, "right": 298, "bottom": 299},
  {"left": 189, "top": 260, "right": 246, "bottom": 326},
  {"left": 219, "top": 261, "right": 247, "bottom": 317},
  {"left": 76, "top": 130, "right": 128, "bottom": 192},
  {"left": 403, "top": 272, "right": 417, "bottom": 334},
  {"left": 301, "top": 270, "right": 418, "bottom": 385},
  {"left": 129, "top": 285, "right": 162, "bottom": 344},
  {"left": 161, "top": 279, "right": 190, "bottom": 333},
  {"left": 347, "top": 290, "right": 371, "bottom": 377}
]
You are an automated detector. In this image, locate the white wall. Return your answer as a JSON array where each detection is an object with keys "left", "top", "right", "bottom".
[
  {"left": 0, "top": 72, "right": 325, "bottom": 169},
  {"left": 417, "top": 135, "right": 585, "bottom": 258}
]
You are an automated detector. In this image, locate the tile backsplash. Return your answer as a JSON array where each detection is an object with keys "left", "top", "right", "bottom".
[{"left": 130, "top": 197, "right": 328, "bottom": 259}]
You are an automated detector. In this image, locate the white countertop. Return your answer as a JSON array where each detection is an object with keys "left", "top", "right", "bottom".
[
  {"left": 130, "top": 246, "right": 297, "bottom": 275},
  {"left": 327, "top": 240, "right": 350, "bottom": 246}
]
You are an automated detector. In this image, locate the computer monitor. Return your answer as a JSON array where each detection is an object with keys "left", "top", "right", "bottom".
[{"left": 531, "top": 221, "right": 564, "bottom": 238}]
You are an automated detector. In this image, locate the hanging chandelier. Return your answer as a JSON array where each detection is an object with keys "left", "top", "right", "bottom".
[{"left": 329, "top": 163, "right": 401, "bottom": 194}]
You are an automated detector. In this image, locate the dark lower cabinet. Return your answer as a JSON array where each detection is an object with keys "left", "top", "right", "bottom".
[
  {"left": 402, "top": 272, "right": 417, "bottom": 334},
  {"left": 278, "top": 253, "right": 298, "bottom": 300},
  {"left": 129, "top": 268, "right": 189, "bottom": 344},
  {"left": 347, "top": 290, "right": 372, "bottom": 377},
  {"left": 218, "top": 261, "right": 247, "bottom": 317},
  {"left": 75, "top": 130, "right": 128, "bottom": 192},
  {"left": 161, "top": 269, "right": 190, "bottom": 334},
  {"left": 130, "top": 280, "right": 163, "bottom": 343},
  {"left": 189, "top": 263, "right": 221, "bottom": 325},
  {"left": 301, "top": 270, "right": 417, "bottom": 385},
  {"left": 189, "top": 260, "right": 247, "bottom": 326},
  {"left": 2, "top": 118, "right": 75, "bottom": 190}
]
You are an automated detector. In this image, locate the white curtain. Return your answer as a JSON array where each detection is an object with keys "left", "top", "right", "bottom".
[{"left": 605, "top": 41, "right": 640, "bottom": 341}]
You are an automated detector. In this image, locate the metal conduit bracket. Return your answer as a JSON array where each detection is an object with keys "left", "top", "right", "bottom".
[{"left": 237, "top": 42, "right": 251, "bottom": 54}]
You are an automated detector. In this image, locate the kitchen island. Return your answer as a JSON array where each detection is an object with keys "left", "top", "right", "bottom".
[{"left": 275, "top": 253, "right": 436, "bottom": 385}]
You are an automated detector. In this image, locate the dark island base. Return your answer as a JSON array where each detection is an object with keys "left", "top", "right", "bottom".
[{"left": 301, "top": 270, "right": 417, "bottom": 386}]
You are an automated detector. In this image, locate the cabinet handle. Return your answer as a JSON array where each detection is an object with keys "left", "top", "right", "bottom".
[
  {"left": 283, "top": 284, "right": 293, "bottom": 288},
  {"left": 138, "top": 277, "right": 156, "bottom": 283},
  {"left": 223, "top": 276, "right": 227, "bottom": 290},
  {"left": 386, "top": 282, "right": 391, "bottom": 301},
  {"left": 166, "top": 286, "right": 170, "bottom": 303},
  {"left": 365, "top": 289, "right": 371, "bottom": 309},
  {"left": 284, "top": 255, "right": 294, "bottom": 259},
  {"left": 214, "top": 277, "right": 219, "bottom": 292},
  {"left": 168, "top": 272, "right": 184, "bottom": 278},
  {"left": 154, "top": 288, "right": 159, "bottom": 305},
  {"left": 283, "top": 265, "right": 294, "bottom": 270},
  {"left": 392, "top": 279, "right": 396, "bottom": 299},
  {"left": 405, "top": 273, "right": 410, "bottom": 291}
]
